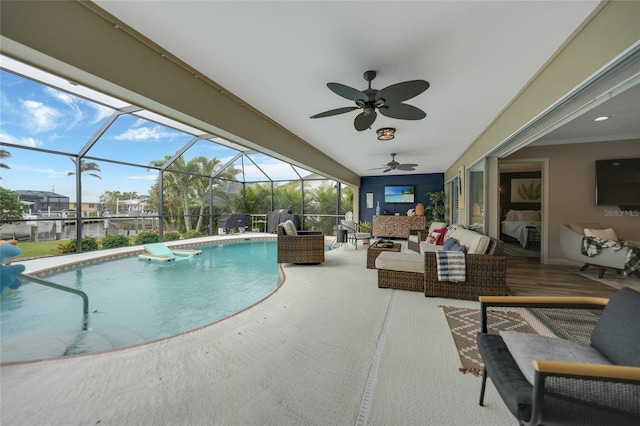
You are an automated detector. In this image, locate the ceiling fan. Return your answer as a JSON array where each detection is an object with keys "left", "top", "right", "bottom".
[
  {"left": 310, "top": 70, "right": 429, "bottom": 131},
  {"left": 370, "top": 153, "right": 418, "bottom": 173}
]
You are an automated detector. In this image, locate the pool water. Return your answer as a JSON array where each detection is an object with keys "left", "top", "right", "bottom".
[{"left": 1, "top": 240, "right": 281, "bottom": 363}]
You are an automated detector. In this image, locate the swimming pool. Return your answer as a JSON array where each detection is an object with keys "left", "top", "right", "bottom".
[{"left": 1, "top": 240, "right": 283, "bottom": 363}]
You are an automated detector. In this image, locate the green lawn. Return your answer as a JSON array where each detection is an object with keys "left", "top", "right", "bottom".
[{"left": 14, "top": 240, "right": 62, "bottom": 259}]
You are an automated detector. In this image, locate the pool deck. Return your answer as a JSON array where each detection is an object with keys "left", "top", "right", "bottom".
[{"left": 1, "top": 234, "right": 512, "bottom": 425}]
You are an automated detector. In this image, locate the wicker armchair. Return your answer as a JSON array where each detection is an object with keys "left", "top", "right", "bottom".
[
  {"left": 408, "top": 229, "right": 428, "bottom": 252},
  {"left": 424, "top": 238, "right": 505, "bottom": 300},
  {"left": 477, "top": 288, "right": 640, "bottom": 425},
  {"left": 276, "top": 225, "right": 325, "bottom": 264}
]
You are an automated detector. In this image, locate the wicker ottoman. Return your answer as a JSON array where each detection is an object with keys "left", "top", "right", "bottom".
[
  {"left": 375, "top": 251, "right": 425, "bottom": 292},
  {"left": 378, "top": 269, "right": 424, "bottom": 292},
  {"left": 366, "top": 242, "right": 401, "bottom": 268}
]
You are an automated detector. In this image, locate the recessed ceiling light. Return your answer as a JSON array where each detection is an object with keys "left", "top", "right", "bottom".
[{"left": 593, "top": 116, "right": 611, "bottom": 122}]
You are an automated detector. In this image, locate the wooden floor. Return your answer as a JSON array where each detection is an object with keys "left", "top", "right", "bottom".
[{"left": 505, "top": 256, "right": 619, "bottom": 298}]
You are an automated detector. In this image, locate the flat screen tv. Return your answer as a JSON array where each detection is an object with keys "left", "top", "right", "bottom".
[
  {"left": 384, "top": 185, "right": 415, "bottom": 203},
  {"left": 595, "top": 158, "right": 640, "bottom": 207}
]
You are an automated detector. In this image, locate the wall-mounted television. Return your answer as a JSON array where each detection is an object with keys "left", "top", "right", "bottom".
[
  {"left": 595, "top": 158, "right": 640, "bottom": 208},
  {"left": 384, "top": 185, "right": 415, "bottom": 203}
]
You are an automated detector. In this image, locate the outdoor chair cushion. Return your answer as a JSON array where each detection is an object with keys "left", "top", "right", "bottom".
[
  {"left": 590, "top": 286, "right": 640, "bottom": 366},
  {"left": 500, "top": 331, "right": 612, "bottom": 384},
  {"left": 375, "top": 252, "right": 423, "bottom": 273}
]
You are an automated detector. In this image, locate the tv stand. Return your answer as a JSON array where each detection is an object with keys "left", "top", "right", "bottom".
[{"left": 372, "top": 215, "right": 426, "bottom": 239}]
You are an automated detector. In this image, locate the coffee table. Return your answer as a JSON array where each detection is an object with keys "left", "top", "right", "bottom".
[{"left": 367, "top": 242, "right": 402, "bottom": 269}]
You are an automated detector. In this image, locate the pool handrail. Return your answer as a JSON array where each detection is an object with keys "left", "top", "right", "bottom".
[{"left": 17, "top": 273, "right": 89, "bottom": 331}]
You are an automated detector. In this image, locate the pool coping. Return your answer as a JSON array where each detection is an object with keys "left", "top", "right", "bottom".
[{"left": 18, "top": 233, "right": 278, "bottom": 276}]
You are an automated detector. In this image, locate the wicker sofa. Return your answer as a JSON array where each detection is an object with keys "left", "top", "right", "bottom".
[
  {"left": 376, "top": 226, "right": 506, "bottom": 300},
  {"left": 276, "top": 224, "right": 325, "bottom": 264},
  {"left": 424, "top": 238, "right": 505, "bottom": 300}
]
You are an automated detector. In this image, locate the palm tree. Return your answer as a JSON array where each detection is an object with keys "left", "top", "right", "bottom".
[
  {"left": 0, "top": 149, "right": 11, "bottom": 178},
  {"left": 68, "top": 157, "right": 102, "bottom": 179}
]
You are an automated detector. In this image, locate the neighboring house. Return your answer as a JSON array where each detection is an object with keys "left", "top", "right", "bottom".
[{"left": 14, "top": 190, "right": 70, "bottom": 213}]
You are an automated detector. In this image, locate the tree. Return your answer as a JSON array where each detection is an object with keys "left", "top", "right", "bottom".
[
  {"left": 68, "top": 157, "right": 102, "bottom": 180},
  {"left": 0, "top": 149, "right": 11, "bottom": 178},
  {"left": 0, "top": 187, "right": 23, "bottom": 221}
]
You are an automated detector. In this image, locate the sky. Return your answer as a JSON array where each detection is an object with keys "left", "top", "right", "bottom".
[{"left": 0, "top": 57, "right": 316, "bottom": 204}]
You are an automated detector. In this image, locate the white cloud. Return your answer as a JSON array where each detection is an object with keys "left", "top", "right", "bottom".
[
  {"left": 0, "top": 131, "right": 43, "bottom": 148},
  {"left": 10, "top": 163, "right": 69, "bottom": 177},
  {"left": 22, "top": 99, "right": 61, "bottom": 132},
  {"left": 113, "top": 126, "right": 178, "bottom": 141},
  {"left": 89, "top": 103, "right": 114, "bottom": 124},
  {"left": 127, "top": 174, "right": 157, "bottom": 181}
]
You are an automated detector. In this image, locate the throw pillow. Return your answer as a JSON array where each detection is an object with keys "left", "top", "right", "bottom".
[
  {"left": 569, "top": 222, "right": 602, "bottom": 234},
  {"left": 443, "top": 237, "right": 458, "bottom": 251},
  {"left": 450, "top": 241, "right": 466, "bottom": 252},
  {"left": 426, "top": 232, "right": 441, "bottom": 245},
  {"left": 433, "top": 227, "right": 448, "bottom": 245},
  {"left": 584, "top": 227, "right": 617, "bottom": 241},
  {"left": 282, "top": 220, "right": 298, "bottom": 236}
]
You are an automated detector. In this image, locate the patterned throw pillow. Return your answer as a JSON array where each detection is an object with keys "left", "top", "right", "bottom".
[
  {"left": 427, "top": 232, "right": 441, "bottom": 245},
  {"left": 433, "top": 227, "right": 448, "bottom": 245}
]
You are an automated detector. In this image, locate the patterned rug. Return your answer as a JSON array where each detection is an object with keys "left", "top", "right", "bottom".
[{"left": 440, "top": 305, "right": 538, "bottom": 376}]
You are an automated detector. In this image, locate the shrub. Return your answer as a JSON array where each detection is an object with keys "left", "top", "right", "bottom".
[
  {"left": 101, "top": 235, "right": 130, "bottom": 249},
  {"left": 163, "top": 231, "right": 180, "bottom": 242},
  {"left": 57, "top": 237, "right": 99, "bottom": 254},
  {"left": 133, "top": 232, "right": 159, "bottom": 245},
  {"left": 182, "top": 230, "right": 203, "bottom": 239}
]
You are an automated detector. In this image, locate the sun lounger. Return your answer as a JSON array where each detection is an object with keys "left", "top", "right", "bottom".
[{"left": 138, "top": 243, "right": 202, "bottom": 262}]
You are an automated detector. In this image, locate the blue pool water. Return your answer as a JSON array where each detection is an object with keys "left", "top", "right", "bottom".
[{"left": 0, "top": 240, "right": 283, "bottom": 362}]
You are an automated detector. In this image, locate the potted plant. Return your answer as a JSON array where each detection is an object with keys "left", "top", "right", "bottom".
[
  {"left": 359, "top": 220, "right": 371, "bottom": 234},
  {"left": 425, "top": 190, "right": 446, "bottom": 224}
]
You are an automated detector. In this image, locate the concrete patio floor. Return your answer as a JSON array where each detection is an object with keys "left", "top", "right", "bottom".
[{"left": 1, "top": 235, "right": 513, "bottom": 425}]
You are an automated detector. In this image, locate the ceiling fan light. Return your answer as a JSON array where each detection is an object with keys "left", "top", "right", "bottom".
[{"left": 377, "top": 127, "right": 395, "bottom": 140}]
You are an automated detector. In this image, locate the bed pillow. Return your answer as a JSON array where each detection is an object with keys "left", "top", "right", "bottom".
[
  {"left": 516, "top": 210, "right": 540, "bottom": 221},
  {"left": 584, "top": 227, "right": 617, "bottom": 241},
  {"left": 504, "top": 210, "right": 518, "bottom": 221}
]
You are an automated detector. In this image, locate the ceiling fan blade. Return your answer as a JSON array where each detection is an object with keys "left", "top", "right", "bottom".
[
  {"left": 367, "top": 166, "right": 388, "bottom": 170},
  {"left": 375, "top": 80, "right": 429, "bottom": 105},
  {"left": 354, "top": 111, "right": 377, "bottom": 131},
  {"left": 310, "top": 106, "right": 359, "bottom": 119},
  {"left": 396, "top": 164, "right": 418, "bottom": 171},
  {"left": 383, "top": 168, "right": 392, "bottom": 173},
  {"left": 379, "top": 103, "right": 426, "bottom": 120},
  {"left": 327, "top": 83, "right": 368, "bottom": 101}
]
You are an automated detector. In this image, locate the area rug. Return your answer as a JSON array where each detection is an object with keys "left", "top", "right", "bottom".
[{"left": 440, "top": 305, "right": 538, "bottom": 376}]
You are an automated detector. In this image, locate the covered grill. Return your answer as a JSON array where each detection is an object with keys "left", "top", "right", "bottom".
[
  {"left": 217, "top": 213, "right": 250, "bottom": 230},
  {"left": 267, "top": 209, "right": 299, "bottom": 233}
]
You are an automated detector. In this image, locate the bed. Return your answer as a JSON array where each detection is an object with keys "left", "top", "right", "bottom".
[{"left": 500, "top": 209, "right": 541, "bottom": 249}]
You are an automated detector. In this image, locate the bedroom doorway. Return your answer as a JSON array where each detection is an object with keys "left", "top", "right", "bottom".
[{"left": 499, "top": 159, "right": 546, "bottom": 261}]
